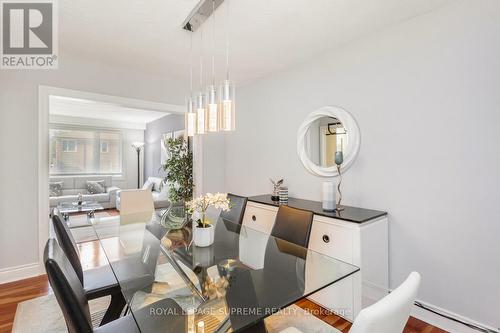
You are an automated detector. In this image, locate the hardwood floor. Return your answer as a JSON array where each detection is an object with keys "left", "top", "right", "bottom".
[
  {"left": 295, "top": 299, "right": 447, "bottom": 333},
  {"left": 0, "top": 209, "right": 448, "bottom": 333},
  {"left": 0, "top": 275, "right": 51, "bottom": 333}
]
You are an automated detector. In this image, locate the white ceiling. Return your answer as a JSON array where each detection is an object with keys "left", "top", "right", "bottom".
[
  {"left": 60, "top": 0, "right": 454, "bottom": 85},
  {"left": 49, "top": 96, "right": 168, "bottom": 124}
]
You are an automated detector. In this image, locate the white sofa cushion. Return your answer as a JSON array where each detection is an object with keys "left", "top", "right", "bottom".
[
  {"left": 149, "top": 177, "right": 164, "bottom": 192},
  {"left": 49, "top": 181, "right": 63, "bottom": 197},
  {"left": 83, "top": 193, "right": 109, "bottom": 203},
  {"left": 142, "top": 178, "right": 155, "bottom": 191},
  {"left": 49, "top": 177, "right": 75, "bottom": 189},
  {"left": 86, "top": 180, "right": 106, "bottom": 194},
  {"left": 74, "top": 176, "right": 112, "bottom": 189}
]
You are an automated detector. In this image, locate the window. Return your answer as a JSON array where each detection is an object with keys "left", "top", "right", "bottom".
[
  {"left": 49, "top": 126, "right": 123, "bottom": 175},
  {"left": 100, "top": 141, "right": 109, "bottom": 153},
  {"left": 62, "top": 140, "right": 77, "bottom": 152}
]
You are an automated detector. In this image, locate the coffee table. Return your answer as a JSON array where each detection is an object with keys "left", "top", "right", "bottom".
[{"left": 57, "top": 201, "right": 104, "bottom": 224}]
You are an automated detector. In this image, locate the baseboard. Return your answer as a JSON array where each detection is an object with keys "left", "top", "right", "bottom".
[
  {"left": 0, "top": 262, "right": 42, "bottom": 284},
  {"left": 411, "top": 300, "right": 499, "bottom": 333},
  {"left": 368, "top": 282, "right": 499, "bottom": 333}
]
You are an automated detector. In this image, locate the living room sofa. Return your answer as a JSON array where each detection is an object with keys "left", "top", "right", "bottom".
[{"left": 49, "top": 175, "right": 120, "bottom": 209}]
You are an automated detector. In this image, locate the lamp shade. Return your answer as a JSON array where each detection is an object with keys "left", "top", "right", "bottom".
[
  {"left": 185, "top": 96, "right": 197, "bottom": 137},
  {"left": 196, "top": 92, "right": 206, "bottom": 135},
  {"left": 131, "top": 142, "right": 144, "bottom": 150},
  {"left": 219, "top": 79, "right": 235, "bottom": 131},
  {"left": 206, "top": 85, "right": 219, "bottom": 132}
]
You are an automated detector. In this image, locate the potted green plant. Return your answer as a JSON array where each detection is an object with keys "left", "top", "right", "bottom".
[
  {"left": 161, "top": 137, "right": 193, "bottom": 227},
  {"left": 162, "top": 137, "right": 193, "bottom": 203},
  {"left": 187, "top": 193, "right": 230, "bottom": 247}
]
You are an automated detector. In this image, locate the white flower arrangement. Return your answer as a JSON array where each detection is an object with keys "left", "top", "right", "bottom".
[{"left": 187, "top": 192, "right": 231, "bottom": 227}]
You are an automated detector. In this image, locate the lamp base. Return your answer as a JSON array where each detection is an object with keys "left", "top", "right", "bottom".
[{"left": 336, "top": 205, "right": 345, "bottom": 212}]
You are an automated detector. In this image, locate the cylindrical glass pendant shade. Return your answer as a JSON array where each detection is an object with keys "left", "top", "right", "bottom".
[
  {"left": 206, "top": 85, "right": 219, "bottom": 132},
  {"left": 219, "top": 79, "right": 235, "bottom": 131},
  {"left": 185, "top": 97, "right": 197, "bottom": 137},
  {"left": 196, "top": 92, "right": 206, "bottom": 135}
]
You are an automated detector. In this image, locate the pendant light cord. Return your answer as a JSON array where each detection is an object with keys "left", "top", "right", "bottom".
[
  {"left": 225, "top": 0, "right": 230, "bottom": 80},
  {"left": 199, "top": 26, "right": 203, "bottom": 90},
  {"left": 189, "top": 33, "right": 193, "bottom": 94},
  {"left": 212, "top": 0, "right": 216, "bottom": 86}
]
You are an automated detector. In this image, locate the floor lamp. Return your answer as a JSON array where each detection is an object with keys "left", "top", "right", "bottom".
[{"left": 131, "top": 142, "right": 144, "bottom": 189}]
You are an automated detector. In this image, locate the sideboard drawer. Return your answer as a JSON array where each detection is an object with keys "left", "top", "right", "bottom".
[
  {"left": 309, "top": 219, "right": 354, "bottom": 264},
  {"left": 242, "top": 202, "right": 278, "bottom": 234}
]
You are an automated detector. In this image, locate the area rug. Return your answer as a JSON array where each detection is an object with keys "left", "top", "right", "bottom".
[
  {"left": 265, "top": 305, "right": 341, "bottom": 333},
  {"left": 12, "top": 294, "right": 110, "bottom": 333}
]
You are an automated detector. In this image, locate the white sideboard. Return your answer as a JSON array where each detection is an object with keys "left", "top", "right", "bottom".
[{"left": 241, "top": 196, "right": 389, "bottom": 321}]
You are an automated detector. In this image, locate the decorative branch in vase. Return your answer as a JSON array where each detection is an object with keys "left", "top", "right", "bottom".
[
  {"left": 335, "top": 138, "right": 345, "bottom": 211},
  {"left": 187, "top": 193, "right": 230, "bottom": 247}
]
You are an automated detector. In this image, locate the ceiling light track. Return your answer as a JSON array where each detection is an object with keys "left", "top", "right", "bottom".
[{"left": 182, "top": 0, "right": 225, "bottom": 32}]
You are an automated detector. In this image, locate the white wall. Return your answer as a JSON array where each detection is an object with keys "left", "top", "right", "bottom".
[
  {"left": 0, "top": 54, "right": 185, "bottom": 279},
  {"left": 144, "top": 113, "right": 185, "bottom": 179},
  {"left": 225, "top": 0, "right": 500, "bottom": 329}
]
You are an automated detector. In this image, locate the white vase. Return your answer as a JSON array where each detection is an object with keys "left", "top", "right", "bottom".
[
  {"left": 193, "top": 224, "right": 215, "bottom": 247},
  {"left": 322, "top": 181, "right": 336, "bottom": 211}
]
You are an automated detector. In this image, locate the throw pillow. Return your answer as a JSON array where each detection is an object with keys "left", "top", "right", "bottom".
[
  {"left": 86, "top": 180, "right": 106, "bottom": 194},
  {"left": 142, "top": 178, "right": 154, "bottom": 191},
  {"left": 49, "top": 181, "right": 63, "bottom": 197}
]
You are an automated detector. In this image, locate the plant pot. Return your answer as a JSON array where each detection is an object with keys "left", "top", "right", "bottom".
[{"left": 193, "top": 224, "right": 214, "bottom": 247}]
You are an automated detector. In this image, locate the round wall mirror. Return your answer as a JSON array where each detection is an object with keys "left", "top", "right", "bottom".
[{"left": 297, "top": 106, "right": 360, "bottom": 177}]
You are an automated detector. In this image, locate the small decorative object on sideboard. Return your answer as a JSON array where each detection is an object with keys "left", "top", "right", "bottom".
[
  {"left": 187, "top": 193, "right": 230, "bottom": 247},
  {"left": 322, "top": 181, "right": 336, "bottom": 211},
  {"left": 77, "top": 193, "right": 83, "bottom": 206},
  {"left": 278, "top": 186, "right": 289, "bottom": 205},
  {"left": 270, "top": 178, "right": 283, "bottom": 201},
  {"left": 335, "top": 138, "right": 345, "bottom": 211}
]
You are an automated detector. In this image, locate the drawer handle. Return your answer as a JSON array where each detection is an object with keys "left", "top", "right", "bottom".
[
  {"left": 251, "top": 215, "right": 257, "bottom": 221},
  {"left": 322, "top": 235, "right": 330, "bottom": 243}
]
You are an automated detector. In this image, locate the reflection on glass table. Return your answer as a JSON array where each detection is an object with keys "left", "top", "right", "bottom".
[{"left": 92, "top": 214, "right": 359, "bottom": 333}]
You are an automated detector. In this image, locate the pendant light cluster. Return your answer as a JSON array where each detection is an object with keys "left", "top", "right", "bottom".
[{"left": 185, "top": 0, "right": 235, "bottom": 137}]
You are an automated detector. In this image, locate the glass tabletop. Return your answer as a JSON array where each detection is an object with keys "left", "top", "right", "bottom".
[
  {"left": 57, "top": 200, "right": 104, "bottom": 213},
  {"left": 92, "top": 213, "right": 359, "bottom": 333}
]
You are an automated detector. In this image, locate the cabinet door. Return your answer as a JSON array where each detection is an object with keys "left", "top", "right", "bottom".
[
  {"left": 309, "top": 219, "right": 354, "bottom": 264},
  {"left": 242, "top": 202, "right": 277, "bottom": 234}
]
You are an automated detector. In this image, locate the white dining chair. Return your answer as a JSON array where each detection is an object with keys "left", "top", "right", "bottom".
[
  {"left": 119, "top": 189, "right": 155, "bottom": 224},
  {"left": 277, "top": 272, "right": 421, "bottom": 333}
]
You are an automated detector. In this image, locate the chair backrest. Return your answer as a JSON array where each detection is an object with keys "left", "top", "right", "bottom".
[
  {"left": 120, "top": 189, "right": 154, "bottom": 215},
  {"left": 44, "top": 238, "right": 93, "bottom": 333},
  {"left": 271, "top": 205, "right": 314, "bottom": 247},
  {"left": 51, "top": 208, "right": 84, "bottom": 284},
  {"left": 220, "top": 193, "right": 248, "bottom": 225},
  {"left": 350, "top": 272, "right": 421, "bottom": 333}
]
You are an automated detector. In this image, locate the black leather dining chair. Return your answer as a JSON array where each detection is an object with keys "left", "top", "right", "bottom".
[
  {"left": 51, "top": 208, "right": 126, "bottom": 325},
  {"left": 221, "top": 193, "right": 248, "bottom": 225},
  {"left": 44, "top": 238, "right": 185, "bottom": 333},
  {"left": 271, "top": 205, "right": 314, "bottom": 248}
]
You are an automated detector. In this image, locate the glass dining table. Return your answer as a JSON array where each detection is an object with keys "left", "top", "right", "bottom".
[{"left": 91, "top": 212, "right": 359, "bottom": 333}]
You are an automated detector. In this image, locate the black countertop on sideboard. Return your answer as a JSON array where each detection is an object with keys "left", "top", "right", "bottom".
[{"left": 248, "top": 195, "right": 387, "bottom": 224}]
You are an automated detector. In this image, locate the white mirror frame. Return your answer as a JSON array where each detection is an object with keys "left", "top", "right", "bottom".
[{"left": 297, "top": 106, "right": 360, "bottom": 177}]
